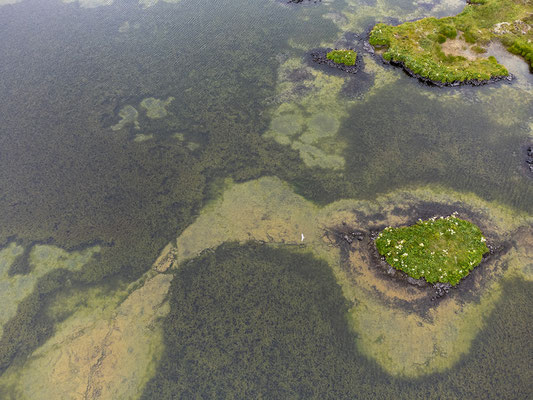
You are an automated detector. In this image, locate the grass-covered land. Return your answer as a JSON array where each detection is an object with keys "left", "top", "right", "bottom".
[
  {"left": 375, "top": 214, "right": 489, "bottom": 285},
  {"left": 326, "top": 49, "right": 357, "bottom": 66},
  {"left": 369, "top": 0, "right": 533, "bottom": 84}
]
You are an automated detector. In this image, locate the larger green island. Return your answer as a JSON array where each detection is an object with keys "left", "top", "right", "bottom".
[
  {"left": 369, "top": 0, "right": 533, "bottom": 84},
  {"left": 375, "top": 214, "right": 489, "bottom": 286}
]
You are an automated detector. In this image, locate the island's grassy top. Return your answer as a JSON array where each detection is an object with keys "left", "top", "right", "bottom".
[
  {"left": 369, "top": 0, "right": 533, "bottom": 84},
  {"left": 326, "top": 49, "right": 357, "bottom": 66},
  {"left": 375, "top": 214, "right": 489, "bottom": 285}
]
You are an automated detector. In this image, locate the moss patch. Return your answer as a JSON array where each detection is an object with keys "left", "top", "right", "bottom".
[
  {"left": 369, "top": 0, "right": 533, "bottom": 84},
  {"left": 376, "top": 215, "right": 489, "bottom": 285},
  {"left": 326, "top": 49, "right": 357, "bottom": 66}
]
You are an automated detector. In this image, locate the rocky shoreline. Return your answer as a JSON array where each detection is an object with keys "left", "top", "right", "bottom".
[{"left": 310, "top": 48, "right": 360, "bottom": 74}]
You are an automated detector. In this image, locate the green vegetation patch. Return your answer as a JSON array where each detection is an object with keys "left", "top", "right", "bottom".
[
  {"left": 369, "top": 0, "right": 533, "bottom": 83},
  {"left": 326, "top": 49, "right": 357, "bottom": 66},
  {"left": 375, "top": 214, "right": 489, "bottom": 285}
]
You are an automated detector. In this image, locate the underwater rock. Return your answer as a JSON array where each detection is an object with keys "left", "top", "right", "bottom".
[{"left": 525, "top": 145, "right": 533, "bottom": 175}]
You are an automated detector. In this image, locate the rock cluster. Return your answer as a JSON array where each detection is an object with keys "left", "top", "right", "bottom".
[
  {"left": 526, "top": 145, "right": 533, "bottom": 174},
  {"left": 433, "top": 282, "right": 452, "bottom": 299}
]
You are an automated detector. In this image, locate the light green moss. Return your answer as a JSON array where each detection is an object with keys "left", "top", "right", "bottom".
[
  {"left": 111, "top": 105, "right": 139, "bottom": 131},
  {"left": 140, "top": 97, "right": 174, "bottom": 119},
  {"left": 263, "top": 57, "right": 348, "bottom": 170},
  {"left": 0, "top": 270, "right": 171, "bottom": 400},
  {"left": 0, "top": 243, "right": 101, "bottom": 337}
]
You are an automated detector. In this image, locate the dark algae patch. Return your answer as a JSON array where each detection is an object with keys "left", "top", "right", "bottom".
[
  {"left": 369, "top": 0, "right": 533, "bottom": 85},
  {"left": 141, "top": 242, "right": 365, "bottom": 399},
  {"left": 375, "top": 214, "right": 489, "bottom": 285}
]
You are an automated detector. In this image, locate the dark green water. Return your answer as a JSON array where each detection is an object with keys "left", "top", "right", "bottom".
[{"left": 0, "top": 0, "right": 531, "bottom": 398}]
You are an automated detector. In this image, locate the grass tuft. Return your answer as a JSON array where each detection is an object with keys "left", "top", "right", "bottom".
[{"left": 326, "top": 49, "right": 357, "bottom": 66}]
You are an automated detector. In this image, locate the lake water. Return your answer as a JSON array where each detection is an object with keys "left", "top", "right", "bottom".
[{"left": 0, "top": 0, "right": 531, "bottom": 398}]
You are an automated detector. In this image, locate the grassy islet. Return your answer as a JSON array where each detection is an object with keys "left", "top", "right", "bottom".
[{"left": 376, "top": 214, "right": 489, "bottom": 285}]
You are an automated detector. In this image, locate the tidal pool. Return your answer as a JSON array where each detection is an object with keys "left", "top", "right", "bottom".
[{"left": 0, "top": 0, "right": 531, "bottom": 398}]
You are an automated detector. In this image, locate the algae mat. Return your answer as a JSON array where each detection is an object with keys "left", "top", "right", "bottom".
[{"left": 0, "top": 176, "right": 531, "bottom": 398}]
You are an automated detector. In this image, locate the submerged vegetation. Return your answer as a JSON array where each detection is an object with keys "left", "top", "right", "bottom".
[
  {"left": 375, "top": 214, "right": 489, "bottom": 285},
  {"left": 326, "top": 49, "right": 357, "bottom": 66},
  {"left": 369, "top": 0, "right": 533, "bottom": 84},
  {"left": 141, "top": 243, "right": 533, "bottom": 399}
]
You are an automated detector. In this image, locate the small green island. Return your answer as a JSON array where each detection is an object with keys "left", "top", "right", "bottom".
[
  {"left": 369, "top": 0, "right": 533, "bottom": 84},
  {"left": 375, "top": 214, "right": 489, "bottom": 285},
  {"left": 326, "top": 49, "right": 357, "bottom": 66}
]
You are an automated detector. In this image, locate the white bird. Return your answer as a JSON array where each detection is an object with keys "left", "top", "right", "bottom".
[{"left": 301, "top": 233, "right": 305, "bottom": 242}]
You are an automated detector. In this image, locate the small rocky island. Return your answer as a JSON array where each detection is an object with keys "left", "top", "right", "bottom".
[
  {"left": 311, "top": 48, "right": 359, "bottom": 73},
  {"left": 375, "top": 214, "right": 489, "bottom": 286},
  {"left": 368, "top": 0, "right": 532, "bottom": 86}
]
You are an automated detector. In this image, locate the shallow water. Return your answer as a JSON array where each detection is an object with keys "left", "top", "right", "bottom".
[{"left": 0, "top": 0, "right": 531, "bottom": 398}]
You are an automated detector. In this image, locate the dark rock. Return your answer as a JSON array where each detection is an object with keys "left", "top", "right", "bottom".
[
  {"left": 433, "top": 282, "right": 452, "bottom": 298},
  {"left": 362, "top": 41, "right": 374, "bottom": 55}
]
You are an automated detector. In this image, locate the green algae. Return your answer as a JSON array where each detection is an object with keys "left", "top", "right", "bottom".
[
  {"left": 133, "top": 133, "right": 154, "bottom": 142},
  {"left": 140, "top": 97, "right": 174, "bottom": 119},
  {"left": 0, "top": 242, "right": 101, "bottom": 338},
  {"left": 263, "top": 57, "right": 349, "bottom": 170},
  {"left": 111, "top": 104, "right": 140, "bottom": 131},
  {"left": 0, "top": 269, "right": 171, "bottom": 400}
]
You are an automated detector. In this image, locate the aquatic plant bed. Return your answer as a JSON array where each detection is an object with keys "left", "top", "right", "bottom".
[
  {"left": 375, "top": 214, "right": 489, "bottom": 286},
  {"left": 310, "top": 48, "right": 359, "bottom": 74},
  {"left": 369, "top": 0, "right": 533, "bottom": 86}
]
